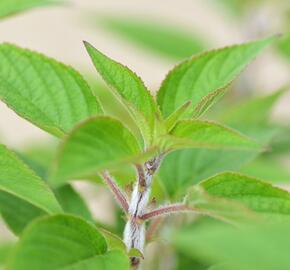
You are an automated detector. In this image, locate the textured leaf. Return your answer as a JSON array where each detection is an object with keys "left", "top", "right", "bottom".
[
  {"left": 157, "top": 37, "right": 276, "bottom": 117},
  {"left": 187, "top": 185, "right": 256, "bottom": 225},
  {"left": 84, "top": 42, "right": 157, "bottom": 132},
  {"left": 168, "top": 120, "right": 260, "bottom": 151},
  {"left": 0, "top": 144, "right": 62, "bottom": 216},
  {"left": 50, "top": 116, "right": 145, "bottom": 187},
  {"left": 8, "top": 215, "right": 129, "bottom": 270},
  {"left": 173, "top": 222, "right": 290, "bottom": 270},
  {"left": 0, "top": 43, "right": 101, "bottom": 137},
  {"left": 200, "top": 172, "right": 290, "bottom": 220},
  {"left": 0, "top": 0, "right": 60, "bottom": 19},
  {"left": 98, "top": 16, "right": 205, "bottom": 60}
]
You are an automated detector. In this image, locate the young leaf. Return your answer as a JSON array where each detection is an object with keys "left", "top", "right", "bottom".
[
  {"left": 7, "top": 215, "right": 130, "bottom": 270},
  {"left": 98, "top": 16, "right": 206, "bottom": 60},
  {"left": 0, "top": 0, "right": 61, "bottom": 19},
  {"left": 0, "top": 43, "right": 102, "bottom": 137},
  {"left": 50, "top": 116, "right": 150, "bottom": 187},
  {"left": 187, "top": 185, "right": 256, "bottom": 225},
  {"left": 199, "top": 172, "right": 290, "bottom": 220},
  {"left": 0, "top": 144, "right": 62, "bottom": 215},
  {"left": 157, "top": 36, "right": 276, "bottom": 118},
  {"left": 84, "top": 41, "right": 158, "bottom": 143},
  {"left": 168, "top": 120, "right": 260, "bottom": 151},
  {"left": 173, "top": 223, "right": 290, "bottom": 270}
]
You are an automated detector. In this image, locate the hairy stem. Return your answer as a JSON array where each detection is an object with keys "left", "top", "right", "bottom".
[
  {"left": 100, "top": 171, "right": 129, "bottom": 213},
  {"left": 123, "top": 156, "right": 162, "bottom": 269},
  {"left": 141, "top": 203, "right": 191, "bottom": 220}
]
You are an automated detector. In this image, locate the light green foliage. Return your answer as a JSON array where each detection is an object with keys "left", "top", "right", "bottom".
[
  {"left": 0, "top": 43, "right": 101, "bottom": 137},
  {"left": 169, "top": 120, "right": 260, "bottom": 150},
  {"left": 158, "top": 88, "right": 284, "bottom": 199},
  {"left": 98, "top": 17, "right": 206, "bottom": 60},
  {"left": 0, "top": 0, "right": 60, "bottom": 19},
  {"left": 51, "top": 116, "right": 144, "bottom": 186},
  {"left": 173, "top": 222, "right": 290, "bottom": 270},
  {"left": 0, "top": 242, "right": 13, "bottom": 265},
  {"left": 157, "top": 37, "right": 276, "bottom": 118},
  {"left": 0, "top": 145, "right": 62, "bottom": 216},
  {"left": 200, "top": 172, "right": 290, "bottom": 219},
  {"left": 187, "top": 185, "right": 256, "bottom": 225},
  {"left": 277, "top": 35, "right": 290, "bottom": 62},
  {"left": 84, "top": 41, "right": 157, "bottom": 143},
  {"left": 8, "top": 215, "right": 129, "bottom": 270}
]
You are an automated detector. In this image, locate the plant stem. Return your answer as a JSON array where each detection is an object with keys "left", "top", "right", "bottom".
[
  {"left": 141, "top": 204, "right": 191, "bottom": 220},
  {"left": 124, "top": 156, "right": 162, "bottom": 269},
  {"left": 100, "top": 171, "right": 129, "bottom": 213}
]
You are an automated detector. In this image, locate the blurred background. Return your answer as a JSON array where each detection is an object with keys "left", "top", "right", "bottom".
[{"left": 0, "top": 0, "right": 290, "bottom": 269}]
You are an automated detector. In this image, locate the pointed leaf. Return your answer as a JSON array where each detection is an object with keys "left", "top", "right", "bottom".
[
  {"left": 200, "top": 172, "right": 290, "bottom": 220},
  {"left": 0, "top": 144, "right": 62, "bottom": 215},
  {"left": 157, "top": 36, "right": 276, "bottom": 117},
  {"left": 7, "top": 215, "right": 130, "bottom": 270},
  {"left": 50, "top": 116, "right": 148, "bottom": 187},
  {"left": 168, "top": 120, "right": 260, "bottom": 151},
  {"left": 0, "top": 43, "right": 101, "bottom": 137}
]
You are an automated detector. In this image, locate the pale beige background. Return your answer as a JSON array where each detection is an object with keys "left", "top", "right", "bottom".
[{"left": 0, "top": 0, "right": 289, "bottom": 242}]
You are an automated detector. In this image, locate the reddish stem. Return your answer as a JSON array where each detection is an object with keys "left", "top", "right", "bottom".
[
  {"left": 141, "top": 204, "right": 191, "bottom": 220},
  {"left": 101, "top": 171, "right": 129, "bottom": 213}
]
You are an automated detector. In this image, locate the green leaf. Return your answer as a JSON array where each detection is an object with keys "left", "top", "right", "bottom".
[
  {"left": 0, "top": 43, "right": 101, "bottom": 137},
  {"left": 0, "top": 144, "right": 62, "bottom": 215},
  {"left": 240, "top": 157, "right": 290, "bottom": 183},
  {"left": 221, "top": 88, "right": 287, "bottom": 125},
  {"left": 168, "top": 120, "right": 260, "bottom": 151},
  {"left": 7, "top": 215, "right": 130, "bottom": 270},
  {"left": 98, "top": 228, "right": 126, "bottom": 251},
  {"left": 54, "top": 185, "right": 93, "bottom": 222},
  {"left": 0, "top": 242, "right": 14, "bottom": 266},
  {"left": 157, "top": 36, "right": 276, "bottom": 118},
  {"left": 98, "top": 16, "right": 206, "bottom": 60},
  {"left": 277, "top": 35, "right": 290, "bottom": 63},
  {"left": 187, "top": 185, "right": 257, "bottom": 225},
  {"left": 158, "top": 148, "right": 259, "bottom": 199},
  {"left": 173, "top": 222, "right": 290, "bottom": 270},
  {"left": 199, "top": 172, "right": 290, "bottom": 220},
  {"left": 50, "top": 116, "right": 146, "bottom": 187},
  {"left": 84, "top": 41, "right": 158, "bottom": 143},
  {"left": 0, "top": 0, "right": 61, "bottom": 19}
]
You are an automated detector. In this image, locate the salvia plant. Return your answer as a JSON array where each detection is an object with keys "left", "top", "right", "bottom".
[{"left": 1, "top": 24, "right": 290, "bottom": 269}]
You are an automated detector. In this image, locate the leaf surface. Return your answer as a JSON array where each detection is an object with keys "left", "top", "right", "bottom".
[
  {"left": 168, "top": 120, "right": 260, "bottom": 151},
  {"left": 0, "top": 144, "right": 62, "bottom": 215},
  {"left": 200, "top": 172, "right": 290, "bottom": 219},
  {"left": 8, "top": 215, "right": 129, "bottom": 270},
  {"left": 0, "top": 43, "right": 101, "bottom": 137},
  {"left": 51, "top": 116, "right": 146, "bottom": 187},
  {"left": 157, "top": 37, "right": 276, "bottom": 117}
]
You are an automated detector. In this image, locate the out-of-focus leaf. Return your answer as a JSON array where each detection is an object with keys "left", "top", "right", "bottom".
[
  {"left": 173, "top": 222, "right": 290, "bottom": 270},
  {"left": 157, "top": 37, "right": 276, "bottom": 118},
  {"left": 0, "top": 242, "right": 13, "bottom": 265},
  {"left": 240, "top": 157, "right": 290, "bottom": 183},
  {"left": 0, "top": 0, "right": 61, "bottom": 19},
  {"left": 98, "top": 228, "right": 126, "bottom": 251},
  {"left": 98, "top": 16, "right": 206, "bottom": 60},
  {"left": 0, "top": 43, "right": 101, "bottom": 137},
  {"left": 7, "top": 215, "right": 130, "bottom": 270},
  {"left": 200, "top": 172, "right": 290, "bottom": 220},
  {"left": 50, "top": 116, "right": 151, "bottom": 187},
  {"left": 277, "top": 35, "right": 290, "bottom": 62}
]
